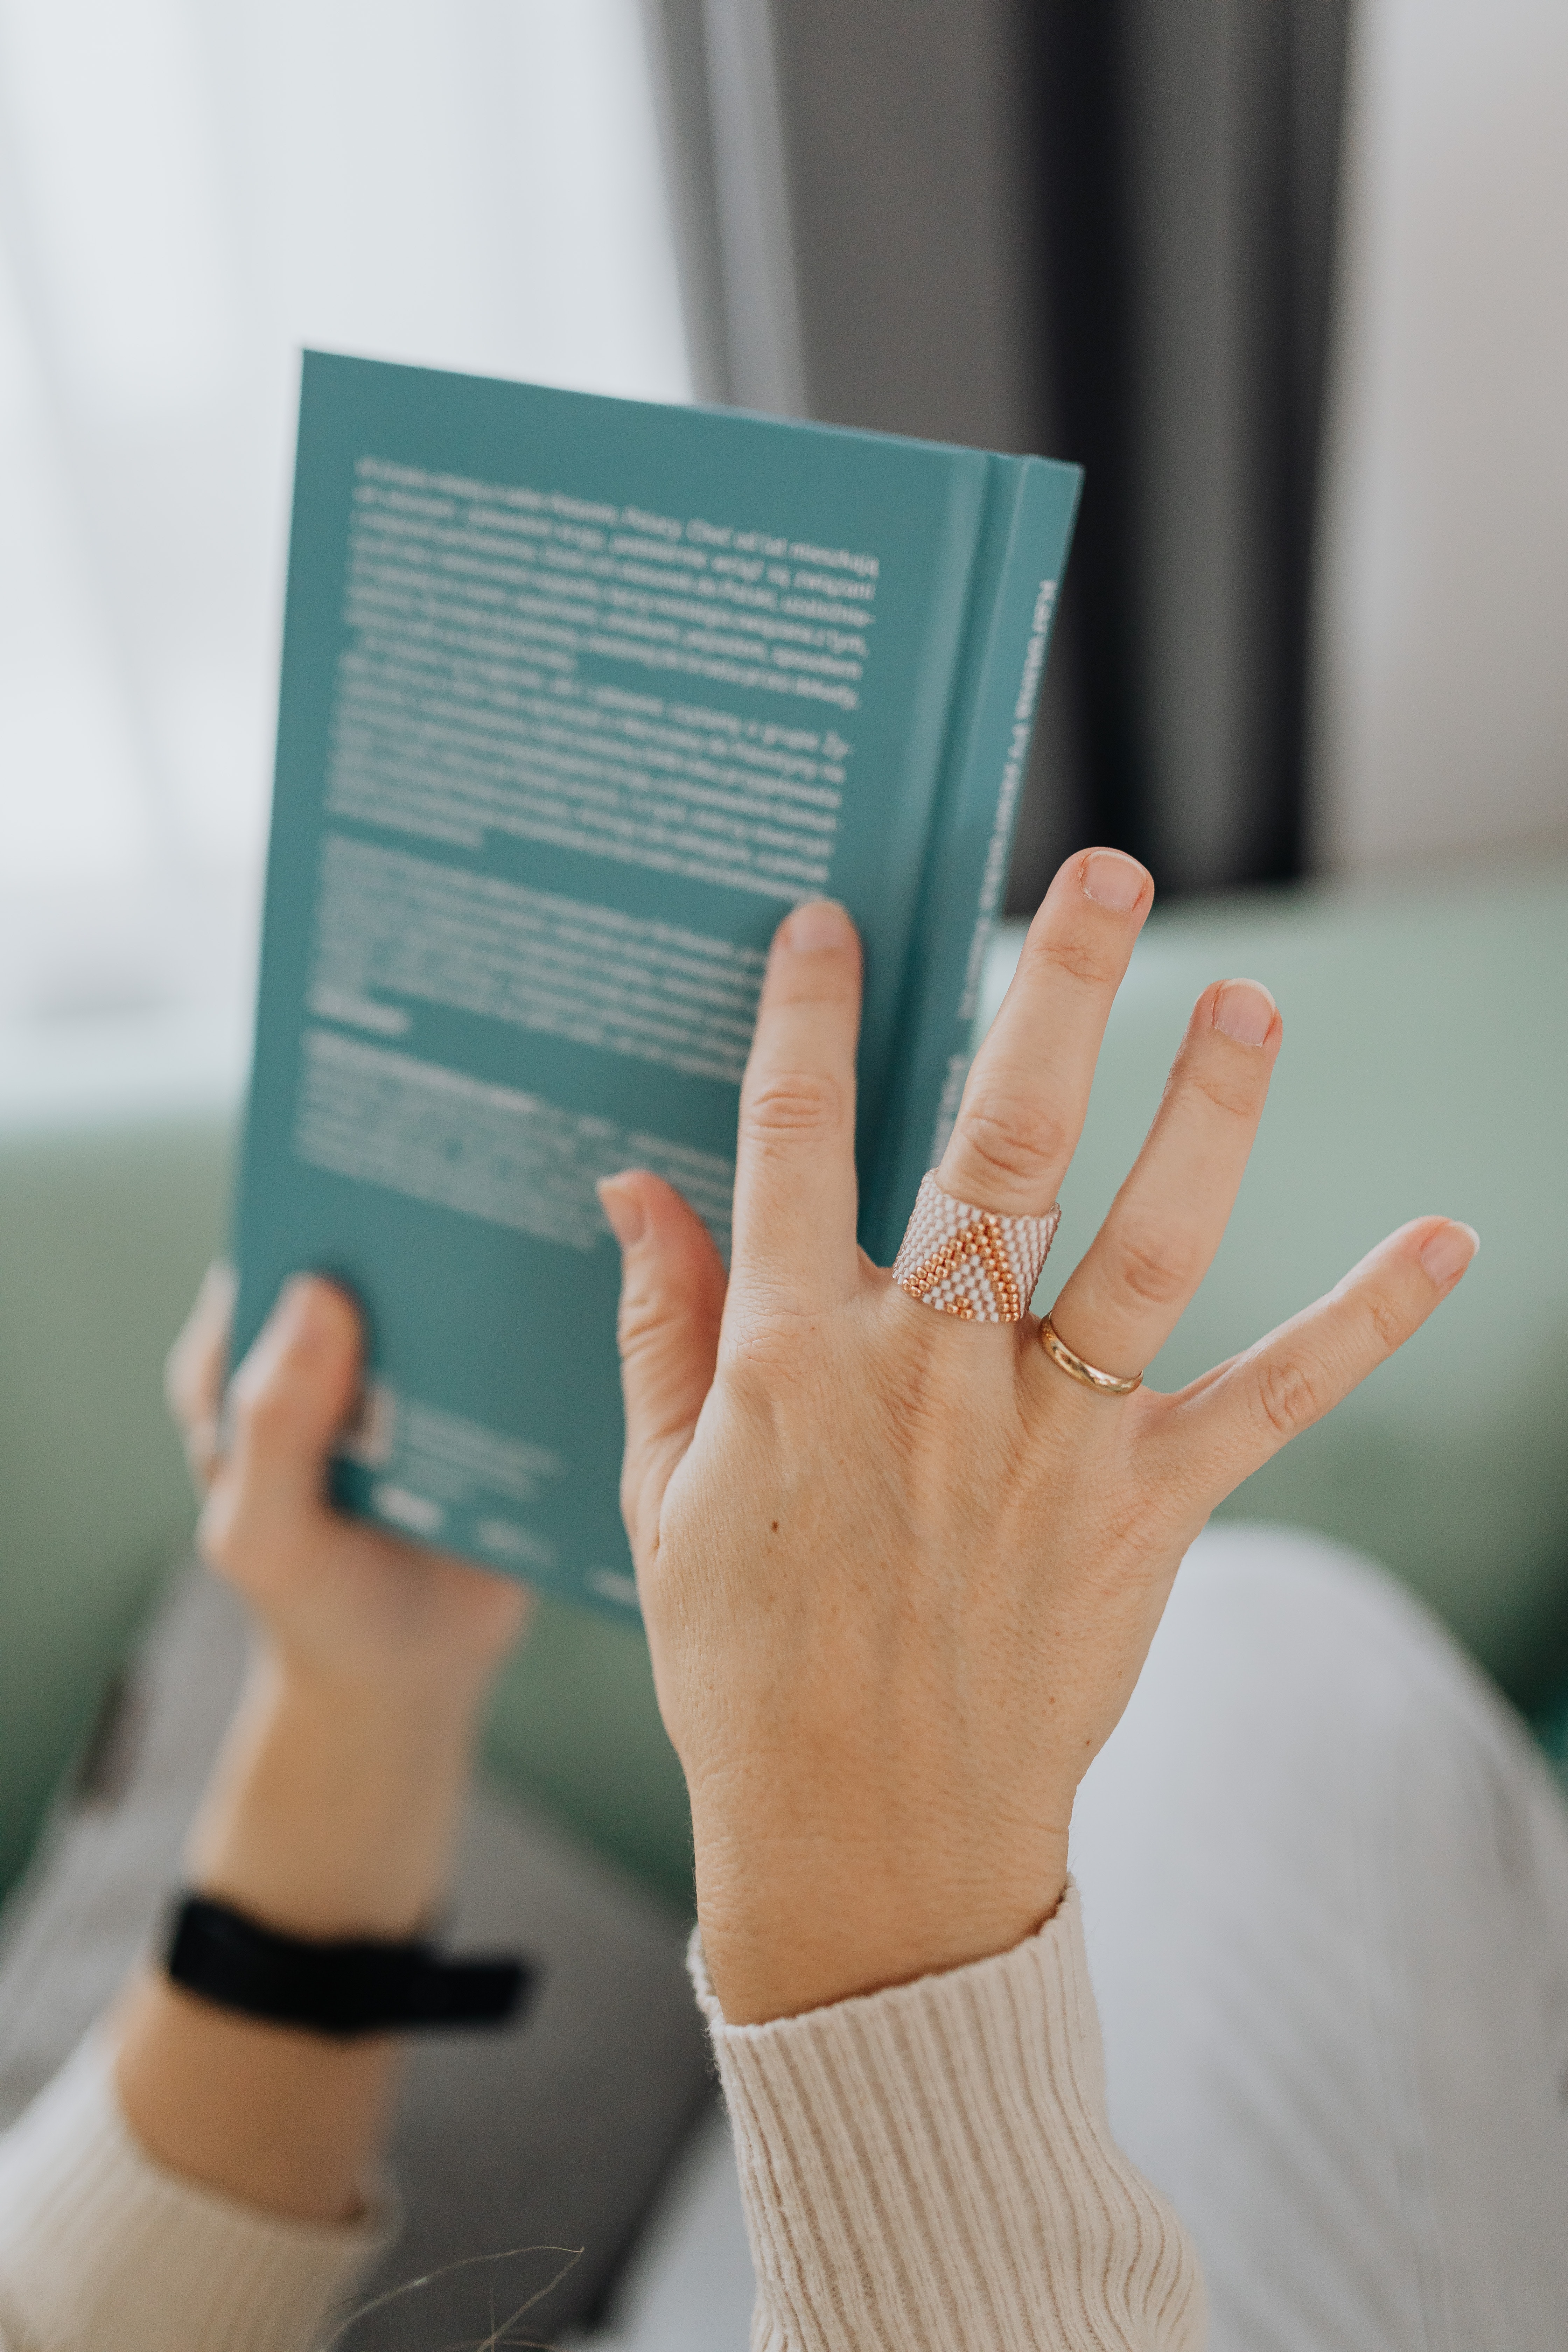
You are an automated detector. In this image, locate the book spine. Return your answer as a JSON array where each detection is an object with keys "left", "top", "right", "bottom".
[{"left": 862, "top": 456, "right": 1081, "bottom": 1264}]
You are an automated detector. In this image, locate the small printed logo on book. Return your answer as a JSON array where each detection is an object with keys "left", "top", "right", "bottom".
[
  {"left": 371, "top": 1483, "right": 444, "bottom": 1537},
  {"left": 477, "top": 1517, "right": 557, "bottom": 1571}
]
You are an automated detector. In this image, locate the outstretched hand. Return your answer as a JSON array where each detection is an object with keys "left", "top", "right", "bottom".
[{"left": 600, "top": 849, "right": 1477, "bottom": 2024}]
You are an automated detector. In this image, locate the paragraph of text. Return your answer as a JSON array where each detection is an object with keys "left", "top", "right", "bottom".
[
  {"left": 309, "top": 833, "right": 765, "bottom": 1085},
  {"left": 294, "top": 1027, "right": 735, "bottom": 1254},
  {"left": 323, "top": 459, "right": 868, "bottom": 898}
]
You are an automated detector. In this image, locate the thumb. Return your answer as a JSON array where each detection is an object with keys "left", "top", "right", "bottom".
[
  {"left": 201, "top": 1276, "right": 361, "bottom": 1576},
  {"left": 599, "top": 1172, "right": 727, "bottom": 1567}
]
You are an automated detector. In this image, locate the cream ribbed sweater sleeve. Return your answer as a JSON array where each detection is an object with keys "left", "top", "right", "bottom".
[
  {"left": 0, "top": 2033, "right": 393, "bottom": 2352},
  {"left": 692, "top": 1881, "right": 1205, "bottom": 2351}
]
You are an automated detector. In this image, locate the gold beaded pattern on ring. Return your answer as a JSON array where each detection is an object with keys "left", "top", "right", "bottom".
[{"left": 892, "top": 1170, "right": 1062, "bottom": 1323}]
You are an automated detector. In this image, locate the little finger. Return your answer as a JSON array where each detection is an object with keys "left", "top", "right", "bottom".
[{"left": 1153, "top": 1217, "right": 1479, "bottom": 1512}]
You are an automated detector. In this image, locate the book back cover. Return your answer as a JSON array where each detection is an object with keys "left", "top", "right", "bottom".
[{"left": 236, "top": 355, "right": 1076, "bottom": 1612}]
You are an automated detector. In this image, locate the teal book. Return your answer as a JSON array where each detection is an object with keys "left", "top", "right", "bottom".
[{"left": 234, "top": 352, "right": 1080, "bottom": 1616}]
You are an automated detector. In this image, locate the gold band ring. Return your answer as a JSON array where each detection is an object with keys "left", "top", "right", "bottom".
[{"left": 1039, "top": 1314, "right": 1143, "bottom": 1397}]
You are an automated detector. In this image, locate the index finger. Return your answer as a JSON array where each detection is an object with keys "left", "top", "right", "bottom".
[{"left": 729, "top": 899, "right": 863, "bottom": 1314}]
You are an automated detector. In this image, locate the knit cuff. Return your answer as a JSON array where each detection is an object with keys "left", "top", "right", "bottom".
[
  {"left": 691, "top": 1881, "right": 1204, "bottom": 2352},
  {"left": 0, "top": 2032, "right": 396, "bottom": 2352}
]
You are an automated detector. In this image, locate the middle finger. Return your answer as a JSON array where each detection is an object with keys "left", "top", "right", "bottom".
[{"left": 937, "top": 847, "right": 1153, "bottom": 1216}]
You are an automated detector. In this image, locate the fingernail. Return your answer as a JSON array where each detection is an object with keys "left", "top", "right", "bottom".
[
  {"left": 597, "top": 1177, "right": 645, "bottom": 1249},
  {"left": 1213, "top": 979, "right": 1277, "bottom": 1048},
  {"left": 784, "top": 898, "right": 853, "bottom": 953},
  {"left": 1082, "top": 849, "right": 1148, "bottom": 912},
  {"left": 274, "top": 1275, "right": 344, "bottom": 1355},
  {"left": 276, "top": 1274, "right": 323, "bottom": 1339},
  {"left": 1420, "top": 1221, "right": 1479, "bottom": 1289}
]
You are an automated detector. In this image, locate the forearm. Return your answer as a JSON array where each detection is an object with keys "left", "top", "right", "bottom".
[
  {"left": 114, "top": 1648, "right": 480, "bottom": 2224},
  {"left": 184, "top": 1645, "right": 480, "bottom": 1934},
  {"left": 0, "top": 2033, "right": 391, "bottom": 2352}
]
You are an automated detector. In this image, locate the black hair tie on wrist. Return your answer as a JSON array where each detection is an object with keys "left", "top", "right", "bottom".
[{"left": 164, "top": 1892, "right": 535, "bottom": 2038}]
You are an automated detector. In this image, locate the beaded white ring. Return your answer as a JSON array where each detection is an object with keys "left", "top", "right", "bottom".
[{"left": 891, "top": 1169, "right": 1061, "bottom": 1324}]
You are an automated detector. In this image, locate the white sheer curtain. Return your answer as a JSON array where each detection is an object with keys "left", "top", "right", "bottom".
[
  {"left": 0, "top": 0, "right": 690, "bottom": 1023},
  {"left": 1316, "top": 0, "right": 1568, "bottom": 872}
]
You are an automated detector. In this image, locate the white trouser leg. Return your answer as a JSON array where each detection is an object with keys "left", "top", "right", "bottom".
[{"left": 1071, "top": 1522, "right": 1568, "bottom": 2352}]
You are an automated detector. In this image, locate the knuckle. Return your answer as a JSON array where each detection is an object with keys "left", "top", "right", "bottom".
[
  {"left": 1034, "top": 931, "right": 1122, "bottom": 990},
  {"left": 742, "top": 1068, "right": 845, "bottom": 1146},
  {"left": 956, "top": 1098, "right": 1071, "bottom": 1189},
  {"left": 1185, "top": 1062, "right": 1260, "bottom": 1122},
  {"left": 1361, "top": 1287, "right": 1407, "bottom": 1356},
  {"left": 718, "top": 1320, "right": 802, "bottom": 1401},
  {"left": 1098, "top": 1486, "right": 1174, "bottom": 1578},
  {"left": 1253, "top": 1356, "right": 1322, "bottom": 1444},
  {"left": 615, "top": 1280, "right": 675, "bottom": 1361},
  {"left": 1101, "top": 1221, "right": 1196, "bottom": 1311}
]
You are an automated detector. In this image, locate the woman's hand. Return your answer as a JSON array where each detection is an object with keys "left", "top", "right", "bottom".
[
  {"left": 600, "top": 849, "right": 1478, "bottom": 2026},
  {"left": 165, "top": 1270, "right": 529, "bottom": 1934},
  {"left": 117, "top": 1273, "right": 531, "bottom": 2223},
  {"left": 167, "top": 1267, "right": 528, "bottom": 1710},
  {"left": 161, "top": 1267, "right": 530, "bottom": 1939}
]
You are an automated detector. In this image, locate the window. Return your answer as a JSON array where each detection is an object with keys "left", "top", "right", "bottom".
[{"left": 0, "top": 0, "right": 689, "bottom": 1022}]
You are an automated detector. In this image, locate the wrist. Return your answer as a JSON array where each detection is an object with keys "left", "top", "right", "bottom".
[
  {"left": 260, "top": 1615, "right": 508, "bottom": 1719},
  {"left": 187, "top": 1651, "right": 480, "bottom": 1939},
  {"left": 691, "top": 1810, "right": 1071, "bottom": 2024}
]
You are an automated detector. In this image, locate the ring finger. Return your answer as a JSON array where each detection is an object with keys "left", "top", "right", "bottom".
[{"left": 1044, "top": 978, "right": 1281, "bottom": 1383}]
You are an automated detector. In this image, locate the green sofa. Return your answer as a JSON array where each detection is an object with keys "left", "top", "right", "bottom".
[{"left": 3, "top": 862, "right": 1565, "bottom": 1914}]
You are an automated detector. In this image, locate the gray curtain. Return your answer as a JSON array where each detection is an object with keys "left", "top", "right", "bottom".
[{"left": 643, "top": 0, "right": 1353, "bottom": 907}]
